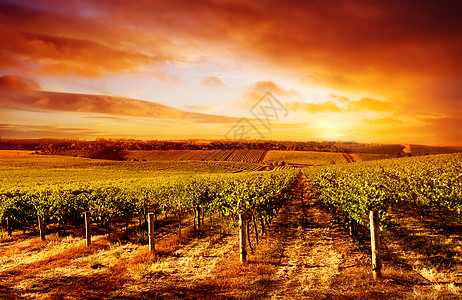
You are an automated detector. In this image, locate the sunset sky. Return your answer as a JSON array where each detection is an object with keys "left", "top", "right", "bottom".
[{"left": 1, "top": 0, "right": 462, "bottom": 145}]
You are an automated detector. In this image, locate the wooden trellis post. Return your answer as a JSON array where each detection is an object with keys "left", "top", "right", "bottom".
[
  {"left": 38, "top": 216, "right": 45, "bottom": 241},
  {"left": 239, "top": 213, "right": 247, "bottom": 264},
  {"left": 148, "top": 213, "right": 155, "bottom": 252},
  {"left": 7, "top": 211, "right": 12, "bottom": 237},
  {"left": 84, "top": 211, "right": 91, "bottom": 246},
  {"left": 369, "top": 210, "right": 382, "bottom": 279}
]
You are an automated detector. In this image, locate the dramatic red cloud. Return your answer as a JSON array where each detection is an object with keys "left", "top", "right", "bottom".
[
  {"left": 2, "top": 0, "right": 461, "bottom": 94},
  {"left": 73, "top": 0, "right": 462, "bottom": 90},
  {"left": 0, "top": 28, "right": 151, "bottom": 77},
  {"left": 0, "top": 2, "right": 172, "bottom": 77}
]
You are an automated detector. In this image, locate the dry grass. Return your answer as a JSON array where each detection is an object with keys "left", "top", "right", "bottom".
[{"left": 379, "top": 205, "right": 462, "bottom": 299}]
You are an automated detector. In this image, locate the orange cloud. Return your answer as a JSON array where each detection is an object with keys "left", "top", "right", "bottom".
[
  {"left": 346, "top": 97, "right": 392, "bottom": 112},
  {"left": 0, "top": 75, "right": 40, "bottom": 90},
  {"left": 248, "top": 81, "right": 292, "bottom": 96},
  {"left": 3, "top": 1, "right": 462, "bottom": 87},
  {"left": 201, "top": 76, "right": 225, "bottom": 88},
  {"left": 0, "top": 29, "right": 152, "bottom": 77},
  {"left": 288, "top": 101, "right": 341, "bottom": 114},
  {"left": 363, "top": 117, "right": 405, "bottom": 125},
  {"left": 288, "top": 96, "right": 392, "bottom": 113},
  {"left": 0, "top": 76, "right": 239, "bottom": 124},
  {"left": 0, "top": 2, "right": 172, "bottom": 77},
  {"left": 89, "top": 1, "right": 460, "bottom": 89},
  {"left": 0, "top": 124, "right": 99, "bottom": 139},
  {"left": 239, "top": 80, "right": 296, "bottom": 108},
  {"left": 3, "top": 1, "right": 461, "bottom": 93}
]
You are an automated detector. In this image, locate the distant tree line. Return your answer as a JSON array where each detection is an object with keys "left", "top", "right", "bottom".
[
  {"left": 2, "top": 138, "right": 456, "bottom": 156},
  {"left": 0, "top": 138, "right": 346, "bottom": 152}
]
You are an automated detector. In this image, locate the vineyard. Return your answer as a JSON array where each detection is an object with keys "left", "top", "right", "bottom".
[
  {"left": 304, "top": 152, "right": 462, "bottom": 290},
  {"left": 0, "top": 153, "right": 270, "bottom": 190},
  {"left": 304, "top": 153, "right": 462, "bottom": 229},
  {"left": 263, "top": 150, "right": 347, "bottom": 166},
  {"left": 0, "top": 169, "right": 298, "bottom": 238},
  {"left": 202, "top": 161, "right": 265, "bottom": 172},
  {"left": 0, "top": 151, "right": 296, "bottom": 237},
  {"left": 1, "top": 151, "right": 462, "bottom": 298},
  {"left": 121, "top": 149, "right": 267, "bottom": 163}
]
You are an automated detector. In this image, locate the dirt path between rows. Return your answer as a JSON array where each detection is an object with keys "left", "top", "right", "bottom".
[
  {"left": 343, "top": 152, "right": 360, "bottom": 163},
  {"left": 258, "top": 173, "right": 378, "bottom": 299}
]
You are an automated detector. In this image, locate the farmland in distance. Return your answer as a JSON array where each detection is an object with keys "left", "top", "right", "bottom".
[
  {"left": 263, "top": 150, "right": 348, "bottom": 167},
  {"left": 0, "top": 151, "right": 265, "bottom": 191}
]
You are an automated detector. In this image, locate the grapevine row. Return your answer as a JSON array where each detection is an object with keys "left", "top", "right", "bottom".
[
  {"left": 0, "top": 170, "right": 298, "bottom": 236},
  {"left": 304, "top": 153, "right": 462, "bottom": 230}
]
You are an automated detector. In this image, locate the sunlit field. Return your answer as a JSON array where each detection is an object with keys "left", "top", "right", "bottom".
[{"left": 263, "top": 150, "right": 348, "bottom": 166}]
